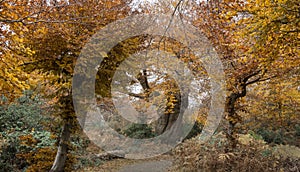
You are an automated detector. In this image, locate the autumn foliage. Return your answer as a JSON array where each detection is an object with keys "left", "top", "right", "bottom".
[{"left": 0, "top": 0, "right": 299, "bottom": 171}]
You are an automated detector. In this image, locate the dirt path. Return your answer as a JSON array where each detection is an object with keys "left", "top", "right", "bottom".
[
  {"left": 75, "top": 143, "right": 175, "bottom": 171},
  {"left": 76, "top": 154, "right": 174, "bottom": 172},
  {"left": 117, "top": 160, "right": 173, "bottom": 172}
]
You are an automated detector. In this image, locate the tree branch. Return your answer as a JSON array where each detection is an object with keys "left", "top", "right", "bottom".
[{"left": 158, "top": 0, "right": 184, "bottom": 46}]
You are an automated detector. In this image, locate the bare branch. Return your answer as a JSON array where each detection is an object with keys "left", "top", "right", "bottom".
[
  {"left": 158, "top": 0, "right": 184, "bottom": 46},
  {"left": 128, "top": 92, "right": 145, "bottom": 99},
  {"left": 246, "top": 75, "right": 276, "bottom": 86}
]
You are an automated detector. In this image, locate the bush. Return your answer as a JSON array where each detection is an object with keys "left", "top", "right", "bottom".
[
  {"left": 0, "top": 91, "right": 55, "bottom": 171},
  {"left": 184, "top": 121, "right": 203, "bottom": 140},
  {"left": 256, "top": 128, "right": 284, "bottom": 144},
  {"left": 0, "top": 138, "right": 24, "bottom": 171},
  {"left": 173, "top": 132, "right": 300, "bottom": 172},
  {"left": 295, "top": 124, "right": 300, "bottom": 137},
  {"left": 0, "top": 91, "right": 46, "bottom": 133},
  {"left": 123, "top": 123, "right": 156, "bottom": 139}
]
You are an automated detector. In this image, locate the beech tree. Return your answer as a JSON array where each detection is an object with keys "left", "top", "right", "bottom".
[
  {"left": 178, "top": 0, "right": 299, "bottom": 148},
  {"left": 7, "top": 0, "right": 133, "bottom": 171}
]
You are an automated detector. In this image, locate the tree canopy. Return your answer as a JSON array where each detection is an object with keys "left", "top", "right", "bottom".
[{"left": 0, "top": 0, "right": 299, "bottom": 171}]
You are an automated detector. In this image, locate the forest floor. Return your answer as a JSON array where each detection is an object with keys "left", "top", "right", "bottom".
[
  {"left": 75, "top": 142, "right": 175, "bottom": 172},
  {"left": 76, "top": 154, "right": 174, "bottom": 172},
  {"left": 74, "top": 134, "right": 300, "bottom": 172}
]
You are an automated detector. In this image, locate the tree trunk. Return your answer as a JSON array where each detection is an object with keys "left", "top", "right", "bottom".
[
  {"left": 166, "top": 91, "right": 188, "bottom": 143},
  {"left": 155, "top": 92, "right": 181, "bottom": 135},
  {"left": 155, "top": 90, "right": 188, "bottom": 144},
  {"left": 225, "top": 84, "right": 246, "bottom": 150},
  {"left": 225, "top": 93, "right": 239, "bottom": 150},
  {"left": 50, "top": 121, "right": 71, "bottom": 172}
]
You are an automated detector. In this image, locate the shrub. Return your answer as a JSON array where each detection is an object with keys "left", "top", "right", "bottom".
[
  {"left": 256, "top": 128, "right": 284, "bottom": 144},
  {"left": 173, "top": 132, "right": 300, "bottom": 172},
  {"left": 0, "top": 91, "right": 55, "bottom": 171},
  {"left": 123, "top": 123, "right": 156, "bottom": 139},
  {"left": 0, "top": 91, "right": 46, "bottom": 133},
  {"left": 295, "top": 124, "right": 300, "bottom": 137},
  {"left": 0, "top": 138, "right": 24, "bottom": 171},
  {"left": 184, "top": 121, "right": 203, "bottom": 140},
  {"left": 21, "top": 147, "right": 77, "bottom": 172}
]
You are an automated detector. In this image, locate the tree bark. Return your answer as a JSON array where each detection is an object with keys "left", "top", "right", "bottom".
[
  {"left": 155, "top": 90, "right": 188, "bottom": 144},
  {"left": 225, "top": 92, "right": 240, "bottom": 150},
  {"left": 155, "top": 92, "right": 181, "bottom": 135},
  {"left": 225, "top": 70, "right": 262, "bottom": 150},
  {"left": 50, "top": 120, "right": 71, "bottom": 172}
]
